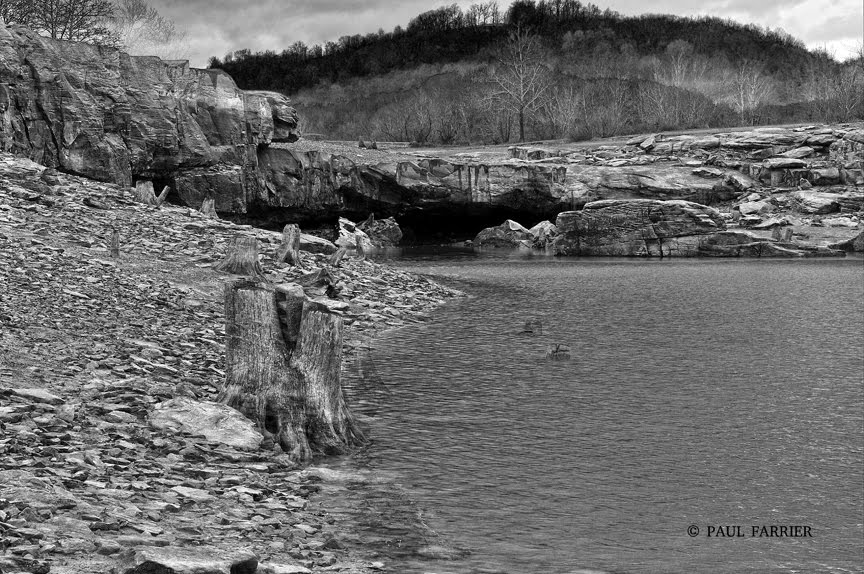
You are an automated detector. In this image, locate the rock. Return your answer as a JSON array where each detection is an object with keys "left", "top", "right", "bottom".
[
  {"left": 553, "top": 199, "right": 726, "bottom": 256},
  {"left": 764, "top": 157, "right": 808, "bottom": 169},
  {"left": 639, "top": 134, "right": 657, "bottom": 151},
  {"left": 779, "top": 146, "right": 814, "bottom": 159},
  {"left": 829, "top": 231, "right": 864, "bottom": 252},
  {"left": 528, "top": 220, "right": 557, "bottom": 239},
  {"left": 358, "top": 216, "right": 402, "bottom": 247},
  {"left": 791, "top": 191, "right": 842, "bottom": 214},
  {"left": 691, "top": 167, "right": 724, "bottom": 178},
  {"left": 6, "top": 387, "right": 64, "bottom": 404},
  {"left": 149, "top": 397, "right": 264, "bottom": 450},
  {"left": 171, "top": 485, "right": 216, "bottom": 502},
  {"left": 119, "top": 547, "right": 258, "bottom": 574},
  {"left": 299, "top": 233, "right": 337, "bottom": 255},
  {"left": 809, "top": 167, "right": 841, "bottom": 185},
  {"left": 473, "top": 219, "right": 532, "bottom": 249},
  {"left": 822, "top": 216, "right": 859, "bottom": 228},
  {"left": 335, "top": 217, "right": 374, "bottom": 252},
  {"left": 738, "top": 200, "right": 773, "bottom": 216}
]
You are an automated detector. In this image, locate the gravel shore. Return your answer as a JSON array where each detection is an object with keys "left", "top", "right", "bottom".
[{"left": 0, "top": 152, "right": 461, "bottom": 573}]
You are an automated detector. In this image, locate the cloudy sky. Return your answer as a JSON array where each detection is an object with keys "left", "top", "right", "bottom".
[{"left": 148, "top": 0, "right": 863, "bottom": 68}]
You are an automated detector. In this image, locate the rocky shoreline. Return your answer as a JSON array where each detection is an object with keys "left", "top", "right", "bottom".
[{"left": 0, "top": 152, "right": 461, "bottom": 574}]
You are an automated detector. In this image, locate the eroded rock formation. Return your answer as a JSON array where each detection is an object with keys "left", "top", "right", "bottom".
[
  {"left": 0, "top": 21, "right": 298, "bottom": 198},
  {"left": 552, "top": 199, "right": 844, "bottom": 257}
]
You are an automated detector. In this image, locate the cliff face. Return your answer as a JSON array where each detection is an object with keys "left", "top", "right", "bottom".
[
  {"left": 553, "top": 199, "right": 845, "bottom": 257},
  {"left": 0, "top": 22, "right": 298, "bottom": 194}
]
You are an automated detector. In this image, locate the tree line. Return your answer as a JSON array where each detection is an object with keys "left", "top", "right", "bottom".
[{"left": 209, "top": 0, "right": 820, "bottom": 97}]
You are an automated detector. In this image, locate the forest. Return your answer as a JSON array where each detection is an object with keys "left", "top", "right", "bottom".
[{"left": 209, "top": 0, "right": 864, "bottom": 144}]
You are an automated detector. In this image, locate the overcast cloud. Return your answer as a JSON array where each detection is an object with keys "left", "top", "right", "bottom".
[{"left": 146, "top": 0, "right": 863, "bottom": 68}]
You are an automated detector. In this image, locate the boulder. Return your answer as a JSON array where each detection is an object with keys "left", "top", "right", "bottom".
[
  {"left": 299, "top": 233, "right": 337, "bottom": 255},
  {"left": 149, "top": 397, "right": 264, "bottom": 450},
  {"left": 119, "top": 547, "right": 258, "bottom": 574},
  {"left": 738, "top": 200, "right": 774, "bottom": 216},
  {"left": 335, "top": 217, "right": 374, "bottom": 252},
  {"left": 553, "top": 199, "right": 726, "bottom": 256},
  {"left": 474, "top": 219, "right": 532, "bottom": 248},
  {"left": 829, "top": 231, "right": 864, "bottom": 252},
  {"left": 358, "top": 216, "right": 403, "bottom": 247},
  {"left": 791, "top": 191, "right": 842, "bottom": 214}
]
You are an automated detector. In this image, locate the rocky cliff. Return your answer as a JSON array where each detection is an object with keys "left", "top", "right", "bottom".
[
  {"left": 198, "top": 124, "right": 861, "bottom": 231},
  {"left": 0, "top": 22, "right": 298, "bottom": 199}
]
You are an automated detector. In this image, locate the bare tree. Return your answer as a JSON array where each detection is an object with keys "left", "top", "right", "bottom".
[
  {"left": 725, "top": 60, "right": 774, "bottom": 125},
  {"left": 489, "top": 27, "right": 552, "bottom": 142},
  {"left": 0, "top": 0, "right": 33, "bottom": 25},
  {"left": 28, "top": 0, "right": 118, "bottom": 45},
  {"left": 109, "top": 0, "right": 189, "bottom": 60}
]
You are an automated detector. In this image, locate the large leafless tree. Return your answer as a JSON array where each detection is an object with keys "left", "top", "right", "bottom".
[{"left": 489, "top": 27, "right": 552, "bottom": 142}]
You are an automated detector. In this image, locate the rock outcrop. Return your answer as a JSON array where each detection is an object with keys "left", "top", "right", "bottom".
[
  {"left": 0, "top": 21, "right": 298, "bottom": 201},
  {"left": 473, "top": 219, "right": 533, "bottom": 248},
  {"left": 552, "top": 199, "right": 844, "bottom": 257}
]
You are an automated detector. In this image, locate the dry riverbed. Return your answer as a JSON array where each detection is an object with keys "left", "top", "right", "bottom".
[{"left": 0, "top": 152, "right": 461, "bottom": 573}]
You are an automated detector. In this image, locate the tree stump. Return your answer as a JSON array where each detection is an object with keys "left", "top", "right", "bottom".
[
  {"left": 134, "top": 181, "right": 170, "bottom": 206},
  {"left": 109, "top": 227, "right": 121, "bottom": 258},
  {"left": 200, "top": 198, "right": 218, "bottom": 219},
  {"left": 214, "top": 235, "right": 266, "bottom": 280},
  {"left": 275, "top": 224, "right": 304, "bottom": 268},
  {"left": 219, "top": 280, "right": 365, "bottom": 462}
]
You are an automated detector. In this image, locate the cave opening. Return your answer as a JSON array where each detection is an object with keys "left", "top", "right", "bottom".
[{"left": 397, "top": 204, "right": 562, "bottom": 245}]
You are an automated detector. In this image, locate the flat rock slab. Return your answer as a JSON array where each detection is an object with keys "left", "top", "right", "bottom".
[
  {"left": 6, "top": 387, "right": 64, "bottom": 404},
  {"left": 119, "top": 547, "right": 258, "bottom": 574},
  {"left": 149, "top": 397, "right": 263, "bottom": 451}
]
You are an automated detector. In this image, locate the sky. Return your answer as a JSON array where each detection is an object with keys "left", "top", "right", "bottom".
[{"left": 147, "top": 0, "right": 864, "bottom": 68}]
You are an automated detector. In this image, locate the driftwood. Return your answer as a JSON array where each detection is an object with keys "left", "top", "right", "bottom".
[
  {"left": 134, "top": 181, "right": 170, "bottom": 206},
  {"left": 219, "top": 279, "right": 365, "bottom": 461},
  {"left": 199, "top": 198, "right": 218, "bottom": 219},
  {"left": 214, "top": 235, "right": 266, "bottom": 280},
  {"left": 275, "top": 224, "right": 304, "bottom": 268}
]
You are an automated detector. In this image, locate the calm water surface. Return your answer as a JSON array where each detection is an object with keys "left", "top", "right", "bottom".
[{"left": 345, "top": 250, "right": 864, "bottom": 574}]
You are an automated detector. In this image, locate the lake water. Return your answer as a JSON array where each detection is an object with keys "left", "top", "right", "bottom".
[{"left": 344, "top": 250, "right": 864, "bottom": 574}]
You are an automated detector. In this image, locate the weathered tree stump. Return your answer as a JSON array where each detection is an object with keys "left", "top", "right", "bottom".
[
  {"left": 134, "top": 181, "right": 170, "bottom": 206},
  {"left": 109, "top": 227, "right": 121, "bottom": 258},
  {"left": 328, "top": 247, "right": 347, "bottom": 267},
  {"left": 275, "top": 224, "right": 304, "bottom": 268},
  {"left": 356, "top": 235, "right": 367, "bottom": 261},
  {"left": 200, "top": 198, "right": 218, "bottom": 219},
  {"left": 219, "top": 280, "right": 365, "bottom": 462},
  {"left": 214, "top": 235, "right": 266, "bottom": 280}
]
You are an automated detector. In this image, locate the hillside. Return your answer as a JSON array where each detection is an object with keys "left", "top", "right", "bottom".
[{"left": 210, "top": 1, "right": 863, "bottom": 144}]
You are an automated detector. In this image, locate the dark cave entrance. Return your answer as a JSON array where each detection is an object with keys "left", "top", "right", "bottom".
[{"left": 397, "top": 204, "right": 561, "bottom": 245}]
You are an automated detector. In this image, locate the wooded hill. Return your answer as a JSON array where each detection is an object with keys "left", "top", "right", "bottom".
[{"left": 210, "top": 0, "right": 864, "bottom": 144}]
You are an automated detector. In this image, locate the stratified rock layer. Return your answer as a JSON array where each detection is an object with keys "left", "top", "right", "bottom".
[{"left": 553, "top": 199, "right": 844, "bottom": 257}]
